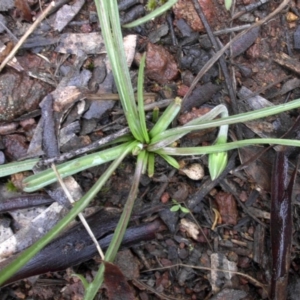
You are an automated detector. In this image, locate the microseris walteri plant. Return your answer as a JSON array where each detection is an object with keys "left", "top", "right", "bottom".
[{"left": 1, "top": 0, "right": 300, "bottom": 299}]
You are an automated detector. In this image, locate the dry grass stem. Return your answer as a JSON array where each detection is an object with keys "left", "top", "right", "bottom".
[
  {"left": 0, "top": 1, "right": 55, "bottom": 72},
  {"left": 51, "top": 163, "right": 105, "bottom": 260}
]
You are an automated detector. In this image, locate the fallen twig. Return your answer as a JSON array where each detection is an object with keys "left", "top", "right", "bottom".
[{"left": 0, "top": 1, "right": 55, "bottom": 72}]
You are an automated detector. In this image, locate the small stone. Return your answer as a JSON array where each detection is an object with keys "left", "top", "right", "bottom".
[
  {"left": 287, "top": 12, "right": 298, "bottom": 23},
  {"left": 161, "top": 192, "right": 170, "bottom": 204},
  {"left": 181, "top": 163, "right": 205, "bottom": 180},
  {"left": 146, "top": 43, "right": 178, "bottom": 84}
]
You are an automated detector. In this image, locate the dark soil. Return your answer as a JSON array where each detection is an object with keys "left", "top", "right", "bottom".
[{"left": 0, "top": 0, "right": 300, "bottom": 299}]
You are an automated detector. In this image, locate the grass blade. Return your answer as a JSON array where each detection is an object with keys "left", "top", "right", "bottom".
[
  {"left": 123, "top": 0, "right": 178, "bottom": 28},
  {"left": 94, "top": 0, "right": 143, "bottom": 141},
  {"left": 150, "top": 98, "right": 300, "bottom": 144},
  {"left": 0, "top": 141, "right": 138, "bottom": 286},
  {"left": 23, "top": 142, "right": 133, "bottom": 192},
  {"left": 137, "top": 53, "right": 150, "bottom": 143},
  {"left": 84, "top": 150, "right": 147, "bottom": 300},
  {"left": 157, "top": 153, "right": 180, "bottom": 169},
  {"left": 147, "top": 152, "right": 155, "bottom": 177},
  {"left": 158, "top": 138, "right": 300, "bottom": 156},
  {"left": 149, "top": 97, "right": 181, "bottom": 138},
  {"left": 0, "top": 158, "right": 39, "bottom": 178}
]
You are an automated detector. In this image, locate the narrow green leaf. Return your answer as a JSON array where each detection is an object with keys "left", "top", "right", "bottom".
[
  {"left": 147, "top": 134, "right": 180, "bottom": 151},
  {"left": 157, "top": 152, "right": 180, "bottom": 169},
  {"left": 149, "top": 97, "right": 181, "bottom": 138},
  {"left": 150, "top": 98, "right": 300, "bottom": 144},
  {"left": 208, "top": 106, "right": 229, "bottom": 180},
  {"left": 149, "top": 104, "right": 228, "bottom": 146},
  {"left": 142, "top": 151, "right": 149, "bottom": 174},
  {"left": 147, "top": 152, "right": 155, "bottom": 177},
  {"left": 137, "top": 53, "right": 150, "bottom": 143},
  {"left": 23, "top": 142, "right": 133, "bottom": 192},
  {"left": 208, "top": 150, "right": 228, "bottom": 180},
  {"left": 94, "top": 0, "right": 143, "bottom": 141},
  {"left": 0, "top": 141, "right": 138, "bottom": 286},
  {"left": 158, "top": 138, "right": 300, "bottom": 156},
  {"left": 180, "top": 207, "right": 190, "bottom": 213},
  {"left": 0, "top": 158, "right": 39, "bottom": 178},
  {"left": 225, "top": 0, "right": 233, "bottom": 10},
  {"left": 148, "top": 105, "right": 229, "bottom": 151},
  {"left": 71, "top": 274, "right": 89, "bottom": 290},
  {"left": 84, "top": 150, "right": 147, "bottom": 299},
  {"left": 123, "top": 0, "right": 178, "bottom": 28},
  {"left": 152, "top": 106, "right": 159, "bottom": 123}
]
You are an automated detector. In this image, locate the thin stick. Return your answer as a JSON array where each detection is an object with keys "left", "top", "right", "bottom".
[
  {"left": 0, "top": 1, "right": 55, "bottom": 72},
  {"left": 146, "top": 263, "right": 268, "bottom": 293},
  {"left": 37, "top": 127, "right": 131, "bottom": 166},
  {"left": 0, "top": 20, "right": 18, "bottom": 43},
  {"left": 51, "top": 163, "right": 105, "bottom": 260},
  {"left": 200, "top": 24, "right": 251, "bottom": 38}
]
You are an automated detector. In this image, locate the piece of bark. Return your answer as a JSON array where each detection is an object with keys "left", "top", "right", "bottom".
[
  {"left": 270, "top": 152, "right": 295, "bottom": 300},
  {"left": 274, "top": 52, "right": 300, "bottom": 76},
  {"left": 40, "top": 94, "right": 59, "bottom": 158},
  {"left": 214, "top": 192, "right": 238, "bottom": 225},
  {"left": 231, "top": 27, "right": 260, "bottom": 58},
  {"left": 52, "top": 0, "right": 85, "bottom": 32},
  {"left": 0, "top": 67, "right": 51, "bottom": 122},
  {"left": 0, "top": 194, "right": 54, "bottom": 213},
  {"left": 0, "top": 211, "right": 163, "bottom": 286},
  {"left": 238, "top": 146, "right": 272, "bottom": 192},
  {"left": 15, "top": 0, "right": 32, "bottom": 22},
  {"left": 253, "top": 224, "right": 266, "bottom": 266},
  {"left": 3, "top": 134, "right": 28, "bottom": 160},
  {"left": 104, "top": 262, "right": 135, "bottom": 300},
  {"left": 181, "top": 83, "right": 221, "bottom": 113},
  {"left": 210, "top": 253, "right": 237, "bottom": 293}
]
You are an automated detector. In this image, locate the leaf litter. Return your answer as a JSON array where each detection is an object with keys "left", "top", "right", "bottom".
[{"left": 0, "top": 1, "right": 300, "bottom": 299}]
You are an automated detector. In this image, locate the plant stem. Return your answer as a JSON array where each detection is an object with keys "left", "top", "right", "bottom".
[
  {"left": 122, "top": 0, "right": 178, "bottom": 28},
  {"left": 84, "top": 150, "right": 147, "bottom": 299},
  {"left": 150, "top": 98, "right": 300, "bottom": 143},
  {"left": 94, "top": 0, "right": 143, "bottom": 141},
  {"left": 0, "top": 141, "right": 138, "bottom": 286},
  {"left": 0, "top": 158, "right": 39, "bottom": 177},
  {"left": 138, "top": 53, "right": 150, "bottom": 143},
  {"left": 158, "top": 138, "right": 300, "bottom": 156}
]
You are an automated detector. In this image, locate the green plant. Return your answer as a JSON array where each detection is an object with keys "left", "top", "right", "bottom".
[
  {"left": 146, "top": 0, "right": 163, "bottom": 11},
  {"left": 5, "top": 180, "right": 18, "bottom": 192},
  {"left": 0, "top": 0, "right": 300, "bottom": 299},
  {"left": 170, "top": 199, "right": 190, "bottom": 213},
  {"left": 225, "top": 0, "right": 233, "bottom": 10}
]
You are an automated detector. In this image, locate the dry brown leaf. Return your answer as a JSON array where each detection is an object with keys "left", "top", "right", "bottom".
[
  {"left": 104, "top": 262, "right": 135, "bottom": 300},
  {"left": 15, "top": 0, "right": 32, "bottom": 22},
  {"left": 215, "top": 192, "right": 238, "bottom": 226}
]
